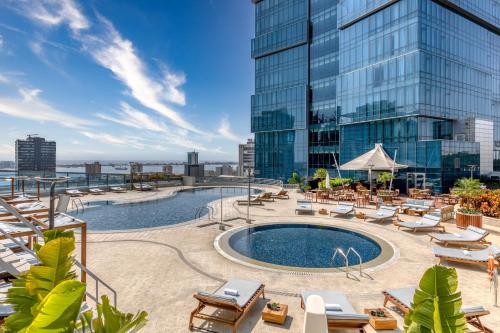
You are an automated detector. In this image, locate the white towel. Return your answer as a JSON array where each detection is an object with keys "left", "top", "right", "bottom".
[
  {"left": 453, "top": 233, "right": 461, "bottom": 238},
  {"left": 415, "top": 221, "right": 422, "bottom": 225},
  {"left": 224, "top": 288, "right": 239, "bottom": 296},
  {"left": 463, "top": 250, "right": 471, "bottom": 256},
  {"left": 325, "top": 303, "right": 342, "bottom": 311},
  {"left": 376, "top": 212, "right": 384, "bottom": 216}
]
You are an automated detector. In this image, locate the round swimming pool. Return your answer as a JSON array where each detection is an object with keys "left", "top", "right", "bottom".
[
  {"left": 70, "top": 187, "right": 259, "bottom": 231},
  {"left": 216, "top": 223, "right": 394, "bottom": 272}
]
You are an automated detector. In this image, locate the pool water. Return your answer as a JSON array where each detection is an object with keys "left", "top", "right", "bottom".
[
  {"left": 228, "top": 224, "right": 382, "bottom": 268},
  {"left": 71, "top": 187, "right": 258, "bottom": 231}
]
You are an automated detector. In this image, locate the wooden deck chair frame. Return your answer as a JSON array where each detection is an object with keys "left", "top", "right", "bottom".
[
  {"left": 189, "top": 284, "right": 265, "bottom": 333},
  {"left": 383, "top": 291, "right": 493, "bottom": 333},
  {"left": 300, "top": 297, "right": 368, "bottom": 332}
]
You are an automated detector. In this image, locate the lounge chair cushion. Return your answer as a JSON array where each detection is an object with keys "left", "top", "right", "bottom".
[
  {"left": 467, "top": 226, "right": 488, "bottom": 235},
  {"left": 197, "top": 291, "right": 236, "bottom": 304},
  {"left": 302, "top": 291, "right": 368, "bottom": 321},
  {"left": 433, "top": 245, "right": 500, "bottom": 262},
  {"left": 430, "top": 226, "right": 488, "bottom": 242},
  {"left": 461, "top": 305, "right": 487, "bottom": 314},
  {"left": 213, "top": 279, "right": 262, "bottom": 307}
]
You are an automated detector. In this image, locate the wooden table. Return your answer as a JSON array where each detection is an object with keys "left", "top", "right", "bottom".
[
  {"left": 364, "top": 308, "right": 397, "bottom": 330},
  {"left": 262, "top": 303, "right": 288, "bottom": 325}
]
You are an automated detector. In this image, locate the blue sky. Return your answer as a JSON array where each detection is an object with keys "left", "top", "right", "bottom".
[{"left": 0, "top": 0, "right": 254, "bottom": 161}]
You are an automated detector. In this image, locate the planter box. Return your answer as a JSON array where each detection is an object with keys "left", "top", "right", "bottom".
[{"left": 456, "top": 212, "right": 482, "bottom": 229}]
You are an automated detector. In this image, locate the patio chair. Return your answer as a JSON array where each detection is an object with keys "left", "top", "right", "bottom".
[
  {"left": 433, "top": 245, "right": 500, "bottom": 268},
  {"left": 13, "top": 202, "right": 49, "bottom": 215},
  {"left": 301, "top": 291, "right": 369, "bottom": 331},
  {"left": 364, "top": 205, "right": 398, "bottom": 223},
  {"left": 295, "top": 199, "right": 313, "bottom": 215},
  {"left": 88, "top": 188, "right": 105, "bottom": 195},
  {"left": 56, "top": 194, "right": 71, "bottom": 214},
  {"left": 329, "top": 203, "right": 355, "bottom": 217},
  {"left": 189, "top": 279, "right": 265, "bottom": 333},
  {"left": 66, "top": 189, "right": 85, "bottom": 197},
  {"left": 258, "top": 192, "right": 274, "bottom": 202},
  {"left": 236, "top": 196, "right": 263, "bottom": 206},
  {"left": 429, "top": 226, "right": 490, "bottom": 247},
  {"left": 110, "top": 186, "right": 127, "bottom": 193},
  {"left": 303, "top": 295, "right": 328, "bottom": 333},
  {"left": 383, "top": 287, "right": 493, "bottom": 333},
  {"left": 396, "top": 214, "right": 445, "bottom": 233},
  {"left": 272, "top": 189, "right": 289, "bottom": 199}
]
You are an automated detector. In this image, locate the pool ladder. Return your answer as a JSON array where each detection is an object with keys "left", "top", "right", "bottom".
[
  {"left": 331, "top": 247, "right": 363, "bottom": 277},
  {"left": 194, "top": 205, "right": 214, "bottom": 220},
  {"left": 71, "top": 198, "right": 85, "bottom": 214}
]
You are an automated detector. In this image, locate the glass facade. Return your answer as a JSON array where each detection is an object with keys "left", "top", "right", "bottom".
[{"left": 252, "top": 0, "right": 499, "bottom": 192}]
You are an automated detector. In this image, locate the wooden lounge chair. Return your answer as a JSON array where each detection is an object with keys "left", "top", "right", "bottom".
[
  {"left": 301, "top": 291, "right": 369, "bottom": 331},
  {"left": 364, "top": 206, "right": 398, "bottom": 223},
  {"left": 329, "top": 203, "right": 355, "bottom": 217},
  {"left": 189, "top": 279, "right": 265, "bottom": 333},
  {"left": 66, "top": 189, "right": 85, "bottom": 197},
  {"left": 271, "top": 189, "right": 289, "bottom": 199},
  {"left": 433, "top": 245, "right": 500, "bottom": 268},
  {"left": 429, "top": 226, "right": 490, "bottom": 247},
  {"left": 110, "top": 186, "right": 127, "bottom": 193},
  {"left": 258, "top": 192, "right": 274, "bottom": 202},
  {"left": 395, "top": 214, "right": 445, "bottom": 233},
  {"left": 383, "top": 287, "right": 493, "bottom": 333},
  {"left": 88, "top": 188, "right": 105, "bottom": 195},
  {"left": 236, "top": 197, "right": 263, "bottom": 206},
  {"left": 133, "top": 183, "right": 153, "bottom": 191},
  {"left": 295, "top": 199, "right": 313, "bottom": 215}
]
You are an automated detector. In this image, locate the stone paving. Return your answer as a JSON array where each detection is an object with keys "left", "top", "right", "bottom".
[{"left": 52, "top": 187, "right": 500, "bottom": 332}]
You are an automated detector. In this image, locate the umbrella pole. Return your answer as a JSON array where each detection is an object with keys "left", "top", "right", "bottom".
[
  {"left": 389, "top": 149, "right": 397, "bottom": 191},
  {"left": 332, "top": 153, "right": 342, "bottom": 179},
  {"left": 369, "top": 167, "right": 373, "bottom": 202}
]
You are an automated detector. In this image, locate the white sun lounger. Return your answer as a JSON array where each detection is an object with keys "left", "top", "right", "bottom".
[
  {"left": 330, "top": 203, "right": 354, "bottom": 217},
  {"left": 110, "top": 186, "right": 127, "bottom": 193},
  {"left": 66, "top": 189, "right": 85, "bottom": 197},
  {"left": 301, "top": 291, "right": 368, "bottom": 330},
  {"left": 396, "top": 214, "right": 445, "bottom": 232},
  {"left": 383, "top": 287, "right": 493, "bottom": 333},
  {"left": 89, "top": 188, "right": 105, "bottom": 195},
  {"left": 133, "top": 183, "right": 153, "bottom": 191},
  {"left": 429, "top": 226, "right": 490, "bottom": 246},
  {"left": 295, "top": 200, "right": 313, "bottom": 215},
  {"left": 364, "top": 205, "right": 398, "bottom": 223},
  {"left": 433, "top": 245, "right": 500, "bottom": 268}
]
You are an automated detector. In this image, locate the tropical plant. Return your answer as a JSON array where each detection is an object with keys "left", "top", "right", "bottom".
[
  {"left": 79, "top": 295, "right": 148, "bottom": 333},
  {"left": 452, "top": 178, "right": 483, "bottom": 197},
  {"left": 404, "top": 265, "right": 466, "bottom": 333},
  {"left": 376, "top": 172, "right": 394, "bottom": 189},
  {"left": 319, "top": 178, "right": 352, "bottom": 189},
  {"left": 313, "top": 168, "right": 328, "bottom": 180},
  {"left": 457, "top": 207, "right": 481, "bottom": 215},
  {"left": 287, "top": 172, "right": 304, "bottom": 185},
  {"left": 3, "top": 230, "right": 148, "bottom": 333}
]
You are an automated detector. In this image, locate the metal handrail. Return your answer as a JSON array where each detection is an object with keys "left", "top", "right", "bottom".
[
  {"left": 331, "top": 248, "right": 349, "bottom": 277},
  {"left": 346, "top": 247, "right": 363, "bottom": 275},
  {"left": 71, "top": 198, "right": 85, "bottom": 213},
  {"left": 0, "top": 199, "right": 117, "bottom": 307}
]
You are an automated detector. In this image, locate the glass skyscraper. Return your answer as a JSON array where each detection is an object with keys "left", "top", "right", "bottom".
[{"left": 251, "top": 0, "right": 499, "bottom": 193}]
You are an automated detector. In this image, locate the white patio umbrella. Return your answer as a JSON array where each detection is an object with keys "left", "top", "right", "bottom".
[
  {"left": 339, "top": 144, "right": 407, "bottom": 200},
  {"left": 325, "top": 171, "right": 331, "bottom": 189}
]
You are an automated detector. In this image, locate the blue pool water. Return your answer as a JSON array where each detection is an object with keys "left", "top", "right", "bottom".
[
  {"left": 228, "top": 224, "right": 382, "bottom": 268},
  {"left": 71, "top": 187, "right": 258, "bottom": 231}
]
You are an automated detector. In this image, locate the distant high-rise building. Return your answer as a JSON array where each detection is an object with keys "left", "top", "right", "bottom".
[
  {"left": 162, "top": 164, "right": 173, "bottom": 175},
  {"left": 216, "top": 164, "right": 235, "bottom": 176},
  {"left": 184, "top": 164, "right": 205, "bottom": 177},
  {"left": 238, "top": 139, "right": 255, "bottom": 176},
  {"left": 0, "top": 161, "right": 15, "bottom": 170},
  {"left": 15, "top": 135, "right": 56, "bottom": 175},
  {"left": 85, "top": 162, "right": 101, "bottom": 175},
  {"left": 129, "top": 162, "right": 143, "bottom": 173},
  {"left": 187, "top": 151, "right": 199, "bottom": 165}
]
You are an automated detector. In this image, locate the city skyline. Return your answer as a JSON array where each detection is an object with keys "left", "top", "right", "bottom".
[{"left": 0, "top": 0, "right": 254, "bottom": 161}]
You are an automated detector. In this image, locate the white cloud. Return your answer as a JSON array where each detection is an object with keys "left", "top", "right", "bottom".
[
  {"left": 0, "top": 35, "right": 3, "bottom": 49},
  {"left": 0, "top": 74, "right": 9, "bottom": 84},
  {"left": 8, "top": 0, "right": 202, "bottom": 135},
  {"left": 0, "top": 87, "right": 95, "bottom": 129},
  {"left": 96, "top": 102, "right": 169, "bottom": 133},
  {"left": 20, "top": 0, "right": 89, "bottom": 32},
  {"left": 217, "top": 116, "right": 244, "bottom": 143}
]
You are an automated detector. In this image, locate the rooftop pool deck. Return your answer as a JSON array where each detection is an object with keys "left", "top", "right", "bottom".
[{"left": 41, "top": 186, "right": 500, "bottom": 332}]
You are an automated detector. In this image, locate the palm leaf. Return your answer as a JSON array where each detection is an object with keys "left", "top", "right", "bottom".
[
  {"left": 404, "top": 265, "right": 466, "bottom": 333},
  {"left": 19, "top": 280, "right": 86, "bottom": 333}
]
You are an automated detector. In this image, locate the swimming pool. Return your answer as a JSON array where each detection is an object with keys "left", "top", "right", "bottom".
[
  {"left": 70, "top": 187, "right": 259, "bottom": 231},
  {"left": 216, "top": 223, "right": 393, "bottom": 272}
]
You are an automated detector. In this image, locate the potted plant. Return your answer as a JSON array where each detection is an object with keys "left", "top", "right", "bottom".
[
  {"left": 455, "top": 207, "right": 483, "bottom": 229},
  {"left": 288, "top": 172, "right": 305, "bottom": 192},
  {"left": 376, "top": 172, "right": 394, "bottom": 190}
]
